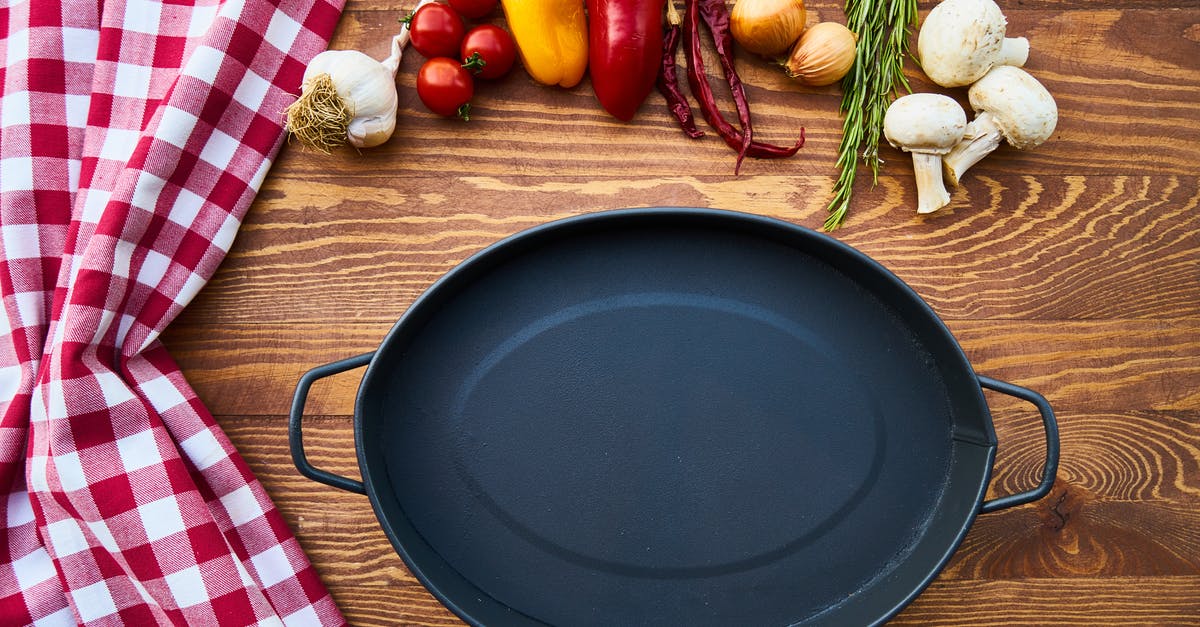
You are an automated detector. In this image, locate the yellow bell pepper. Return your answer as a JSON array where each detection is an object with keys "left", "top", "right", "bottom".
[{"left": 500, "top": 0, "right": 588, "bottom": 88}]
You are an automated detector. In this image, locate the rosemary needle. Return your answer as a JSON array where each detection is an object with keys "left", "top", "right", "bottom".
[{"left": 825, "top": 0, "right": 918, "bottom": 231}]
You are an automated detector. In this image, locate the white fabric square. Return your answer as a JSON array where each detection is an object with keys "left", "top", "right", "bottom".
[
  {"left": 1, "top": 223, "right": 40, "bottom": 259},
  {"left": 157, "top": 106, "right": 201, "bottom": 149},
  {"left": 80, "top": 188, "right": 113, "bottom": 225},
  {"left": 85, "top": 518, "right": 120, "bottom": 552},
  {"left": 65, "top": 93, "right": 90, "bottom": 130},
  {"left": 72, "top": 580, "right": 119, "bottom": 621},
  {"left": 98, "top": 127, "right": 141, "bottom": 162},
  {"left": 1, "top": 90, "right": 31, "bottom": 127},
  {"left": 52, "top": 450, "right": 88, "bottom": 491},
  {"left": 111, "top": 238, "right": 136, "bottom": 279},
  {"left": 176, "top": 271, "right": 207, "bottom": 308},
  {"left": 96, "top": 371, "right": 137, "bottom": 408},
  {"left": 60, "top": 27, "right": 99, "bottom": 64},
  {"left": 136, "top": 248, "right": 173, "bottom": 288},
  {"left": 0, "top": 366, "right": 22, "bottom": 411},
  {"left": 138, "top": 495, "right": 186, "bottom": 542},
  {"left": 263, "top": 10, "right": 303, "bottom": 52},
  {"left": 186, "top": 45, "right": 225, "bottom": 84},
  {"left": 211, "top": 211, "right": 242, "bottom": 253},
  {"left": 250, "top": 545, "right": 291, "bottom": 588},
  {"left": 131, "top": 170, "right": 167, "bottom": 210},
  {"left": 179, "top": 428, "right": 225, "bottom": 470},
  {"left": 27, "top": 453, "right": 49, "bottom": 491},
  {"left": 32, "top": 606, "right": 76, "bottom": 627},
  {"left": 122, "top": 0, "right": 163, "bottom": 34},
  {"left": 12, "top": 546, "right": 58, "bottom": 589},
  {"left": 169, "top": 187, "right": 206, "bottom": 227},
  {"left": 116, "top": 429, "right": 160, "bottom": 472},
  {"left": 45, "top": 519, "right": 89, "bottom": 557},
  {"left": 140, "top": 374, "right": 189, "bottom": 414},
  {"left": 164, "top": 565, "right": 209, "bottom": 609},
  {"left": 258, "top": 618, "right": 286, "bottom": 627},
  {"left": 232, "top": 69, "right": 272, "bottom": 113},
  {"left": 282, "top": 605, "right": 319, "bottom": 627},
  {"left": 1, "top": 157, "right": 34, "bottom": 191},
  {"left": 198, "top": 128, "right": 240, "bottom": 172},
  {"left": 6, "top": 489, "right": 35, "bottom": 527},
  {"left": 116, "top": 312, "right": 138, "bottom": 348},
  {"left": 219, "top": 485, "right": 263, "bottom": 527},
  {"left": 187, "top": 2, "right": 220, "bottom": 38},
  {"left": 48, "top": 378, "right": 68, "bottom": 421},
  {"left": 14, "top": 292, "right": 42, "bottom": 329},
  {"left": 112, "top": 63, "right": 154, "bottom": 99},
  {"left": 5, "top": 27, "right": 28, "bottom": 65}
]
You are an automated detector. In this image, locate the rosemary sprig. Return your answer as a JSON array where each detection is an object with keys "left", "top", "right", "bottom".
[{"left": 825, "top": 0, "right": 919, "bottom": 231}]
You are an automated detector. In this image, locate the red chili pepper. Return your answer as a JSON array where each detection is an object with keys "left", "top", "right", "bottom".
[
  {"left": 682, "top": 0, "right": 803, "bottom": 172},
  {"left": 693, "top": 0, "right": 752, "bottom": 168},
  {"left": 658, "top": 2, "right": 704, "bottom": 138},
  {"left": 587, "top": 0, "right": 666, "bottom": 122}
]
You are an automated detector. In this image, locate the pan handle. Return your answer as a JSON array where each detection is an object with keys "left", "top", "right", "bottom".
[
  {"left": 977, "top": 375, "right": 1060, "bottom": 513},
  {"left": 288, "top": 352, "right": 374, "bottom": 495}
]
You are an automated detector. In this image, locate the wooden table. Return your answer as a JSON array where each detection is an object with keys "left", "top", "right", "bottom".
[{"left": 162, "top": 0, "right": 1200, "bottom": 623}]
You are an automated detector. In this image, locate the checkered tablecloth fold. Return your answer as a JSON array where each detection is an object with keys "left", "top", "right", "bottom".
[{"left": 1, "top": 0, "right": 347, "bottom": 623}]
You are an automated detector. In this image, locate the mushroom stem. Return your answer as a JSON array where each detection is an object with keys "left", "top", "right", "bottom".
[
  {"left": 997, "top": 36, "right": 1030, "bottom": 67},
  {"left": 942, "top": 112, "right": 1003, "bottom": 187},
  {"left": 913, "top": 152, "right": 952, "bottom": 214}
]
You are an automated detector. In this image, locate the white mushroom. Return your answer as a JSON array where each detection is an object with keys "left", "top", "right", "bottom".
[
  {"left": 918, "top": 0, "right": 1029, "bottom": 88},
  {"left": 942, "top": 65, "right": 1058, "bottom": 186},
  {"left": 884, "top": 94, "right": 968, "bottom": 215}
]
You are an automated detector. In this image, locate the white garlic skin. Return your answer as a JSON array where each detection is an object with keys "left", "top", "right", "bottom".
[{"left": 303, "top": 50, "right": 398, "bottom": 148}]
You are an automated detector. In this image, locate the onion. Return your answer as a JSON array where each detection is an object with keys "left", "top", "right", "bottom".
[{"left": 730, "top": 0, "right": 807, "bottom": 57}]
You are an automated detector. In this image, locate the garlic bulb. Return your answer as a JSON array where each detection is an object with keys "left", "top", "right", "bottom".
[
  {"left": 285, "top": 0, "right": 435, "bottom": 152},
  {"left": 784, "top": 22, "right": 856, "bottom": 87},
  {"left": 299, "top": 50, "right": 398, "bottom": 149},
  {"left": 731, "top": 0, "right": 807, "bottom": 57}
]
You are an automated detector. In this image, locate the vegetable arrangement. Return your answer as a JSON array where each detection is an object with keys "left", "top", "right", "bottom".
[{"left": 285, "top": 0, "right": 1056, "bottom": 229}]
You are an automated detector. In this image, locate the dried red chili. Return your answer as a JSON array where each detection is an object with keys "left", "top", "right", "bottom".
[
  {"left": 657, "top": 2, "right": 704, "bottom": 139},
  {"left": 682, "top": 0, "right": 802, "bottom": 172}
]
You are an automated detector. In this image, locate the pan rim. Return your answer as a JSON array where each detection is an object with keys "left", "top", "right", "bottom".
[{"left": 352, "top": 207, "right": 997, "bottom": 626}]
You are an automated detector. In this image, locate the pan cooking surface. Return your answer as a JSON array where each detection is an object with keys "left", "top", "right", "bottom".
[{"left": 361, "top": 213, "right": 975, "bottom": 626}]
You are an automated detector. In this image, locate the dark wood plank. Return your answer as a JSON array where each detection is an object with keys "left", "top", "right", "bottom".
[{"left": 179, "top": 172, "right": 1200, "bottom": 326}]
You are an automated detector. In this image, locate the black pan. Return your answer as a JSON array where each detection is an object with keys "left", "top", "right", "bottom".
[{"left": 290, "top": 208, "right": 1058, "bottom": 626}]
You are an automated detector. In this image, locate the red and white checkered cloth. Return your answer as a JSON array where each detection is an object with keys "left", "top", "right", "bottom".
[{"left": 1, "top": 0, "right": 347, "bottom": 623}]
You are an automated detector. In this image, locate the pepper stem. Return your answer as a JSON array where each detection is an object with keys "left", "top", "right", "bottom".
[{"left": 666, "top": 0, "right": 682, "bottom": 27}]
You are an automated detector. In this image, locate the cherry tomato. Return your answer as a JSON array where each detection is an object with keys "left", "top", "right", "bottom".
[
  {"left": 407, "top": 3, "right": 465, "bottom": 59},
  {"left": 447, "top": 0, "right": 497, "bottom": 20},
  {"left": 460, "top": 24, "right": 516, "bottom": 80},
  {"left": 417, "top": 57, "right": 475, "bottom": 119}
]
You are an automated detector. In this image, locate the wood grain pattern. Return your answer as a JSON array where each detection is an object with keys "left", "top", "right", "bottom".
[{"left": 159, "top": 0, "right": 1200, "bottom": 623}]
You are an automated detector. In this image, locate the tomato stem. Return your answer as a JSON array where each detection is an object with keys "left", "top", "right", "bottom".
[
  {"left": 462, "top": 52, "right": 487, "bottom": 75},
  {"left": 457, "top": 103, "right": 472, "bottom": 121}
]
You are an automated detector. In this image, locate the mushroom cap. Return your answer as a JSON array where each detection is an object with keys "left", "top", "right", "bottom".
[
  {"left": 969, "top": 65, "right": 1059, "bottom": 150},
  {"left": 918, "top": 0, "right": 1015, "bottom": 87},
  {"left": 884, "top": 93, "right": 968, "bottom": 155}
]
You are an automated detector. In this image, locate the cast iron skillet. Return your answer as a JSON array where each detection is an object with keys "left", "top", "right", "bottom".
[{"left": 290, "top": 208, "right": 1058, "bottom": 626}]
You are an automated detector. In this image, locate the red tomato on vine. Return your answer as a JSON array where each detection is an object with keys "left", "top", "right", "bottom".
[
  {"left": 406, "top": 3, "right": 465, "bottom": 59},
  {"left": 417, "top": 57, "right": 475, "bottom": 120}
]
